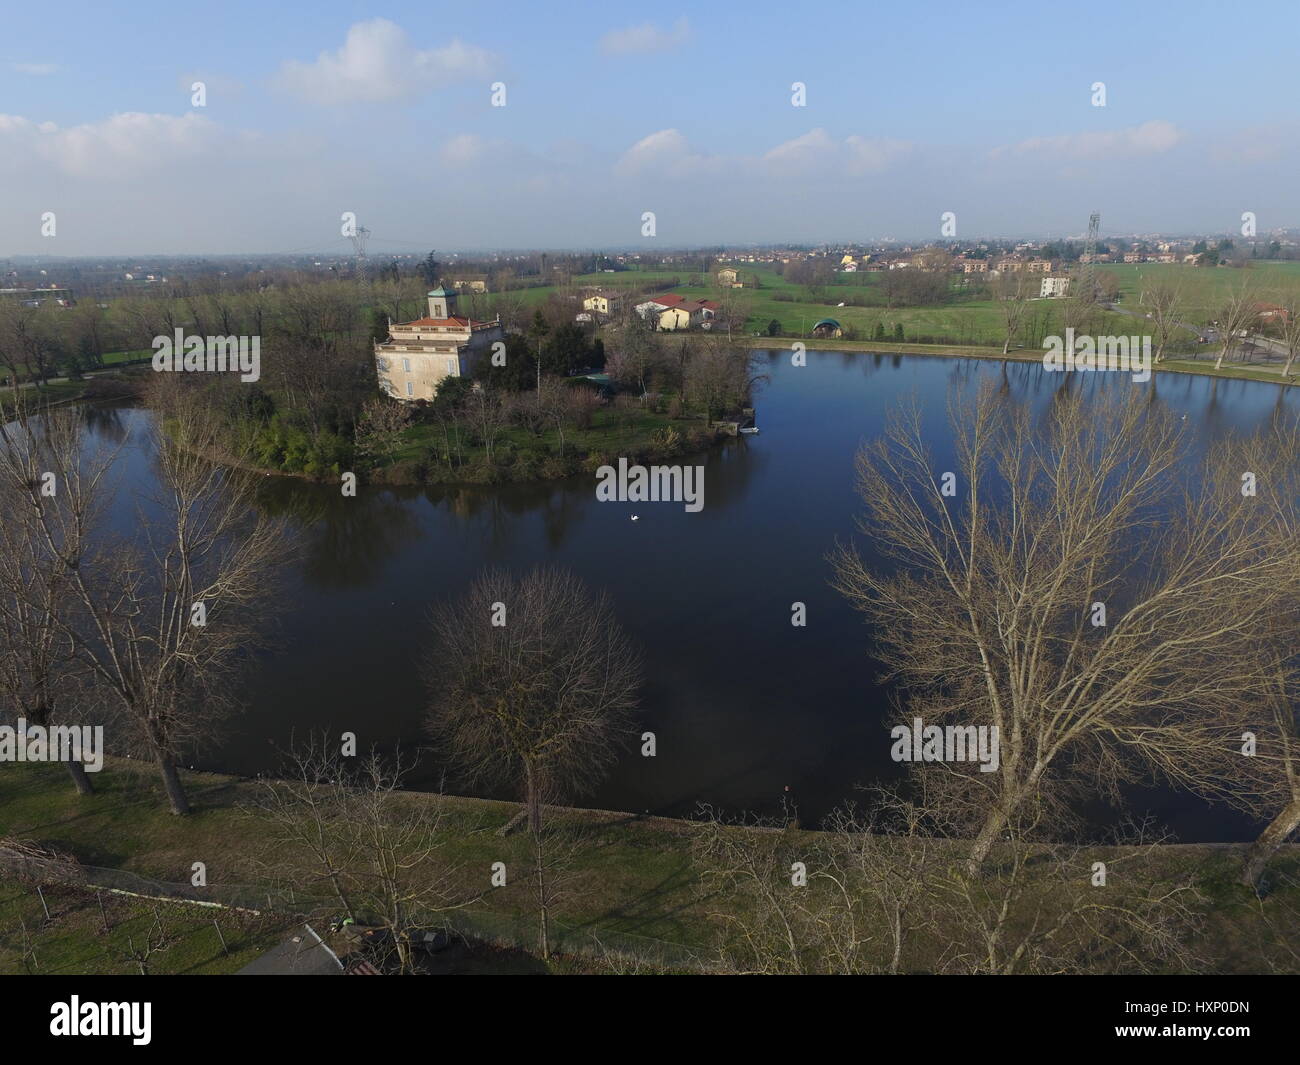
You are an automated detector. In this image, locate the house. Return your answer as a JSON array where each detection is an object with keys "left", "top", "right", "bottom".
[
  {"left": 658, "top": 300, "right": 707, "bottom": 331},
  {"left": 1040, "top": 276, "right": 1072, "bottom": 299},
  {"left": 1255, "top": 302, "right": 1290, "bottom": 324},
  {"left": 635, "top": 293, "right": 685, "bottom": 319},
  {"left": 373, "top": 286, "right": 504, "bottom": 401},
  {"left": 717, "top": 267, "right": 740, "bottom": 286},
  {"left": 582, "top": 292, "right": 623, "bottom": 316},
  {"left": 451, "top": 276, "right": 489, "bottom": 293}
]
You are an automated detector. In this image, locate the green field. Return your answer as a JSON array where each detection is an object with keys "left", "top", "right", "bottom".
[{"left": 1098, "top": 262, "right": 1300, "bottom": 323}]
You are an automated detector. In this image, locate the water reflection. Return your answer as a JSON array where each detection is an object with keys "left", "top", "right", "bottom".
[{"left": 74, "top": 354, "right": 1299, "bottom": 836}]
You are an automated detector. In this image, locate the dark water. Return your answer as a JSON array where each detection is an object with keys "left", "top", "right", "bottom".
[{"left": 84, "top": 352, "right": 1300, "bottom": 839}]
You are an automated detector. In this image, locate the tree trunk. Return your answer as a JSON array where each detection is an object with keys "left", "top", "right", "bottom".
[
  {"left": 64, "top": 759, "right": 94, "bottom": 796},
  {"left": 535, "top": 828, "right": 550, "bottom": 961},
  {"left": 966, "top": 806, "right": 1008, "bottom": 873},
  {"left": 1240, "top": 797, "right": 1300, "bottom": 890},
  {"left": 158, "top": 755, "right": 191, "bottom": 816},
  {"left": 524, "top": 761, "right": 541, "bottom": 835}
]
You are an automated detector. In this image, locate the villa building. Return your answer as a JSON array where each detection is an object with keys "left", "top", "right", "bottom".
[{"left": 374, "top": 286, "right": 503, "bottom": 401}]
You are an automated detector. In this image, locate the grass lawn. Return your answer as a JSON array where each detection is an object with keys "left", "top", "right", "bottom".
[
  {"left": 0, "top": 876, "right": 295, "bottom": 975},
  {"left": 0, "top": 759, "right": 715, "bottom": 970},
  {"left": 2, "top": 758, "right": 1298, "bottom": 974}
]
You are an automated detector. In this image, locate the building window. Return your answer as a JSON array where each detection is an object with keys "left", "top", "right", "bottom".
[
  {"left": 402, "top": 358, "right": 411, "bottom": 373},
  {"left": 446, "top": 358, "right": 457, "bottom": 375},
  {"left": 406, "top": 381, "right": 413, "bottom": 397}
]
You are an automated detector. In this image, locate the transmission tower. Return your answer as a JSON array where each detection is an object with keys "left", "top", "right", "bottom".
[
  {"left": 1080, "top": 211, "right": 1100, "bottom": 301},
  {"left": 349, "top": 225, "right": 371, "bottom": 282}
]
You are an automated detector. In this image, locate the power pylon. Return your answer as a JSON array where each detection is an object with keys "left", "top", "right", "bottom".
[
  {"left": 349, "top": 225, "right": 371, "bottom": 282},
  {"left": 1080, "top": 211, "right": 1100, "bottom": 301}
]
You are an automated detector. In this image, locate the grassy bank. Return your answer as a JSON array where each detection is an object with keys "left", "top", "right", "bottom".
[
  {"left": 375, "top": 404, "right": 721, "bottom": 486},
  {"left": 2, "top": 758, "right": 1298, "bottom": 974},
  {"left": 737, "top": 334, "right": 1299, "bottom": 384}
]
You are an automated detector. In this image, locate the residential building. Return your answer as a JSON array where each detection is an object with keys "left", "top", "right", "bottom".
[
  {"left": 1040, "top": 276, "right": 1072, "bottom": 299},
  {"left": 373, "top": 286, "right": 503, "bottom": 401},
  {"left": 635, "top": 293, "right": 685, "bottom": 318},
  {"left": 582, "top": 292, "right": 623, "bottom": 316},
  {"left": 451, "top": 276, "right": 489, "bottom": 293},
  {"left": 658, "top": 300, "right": 707, "bottom": 330}
]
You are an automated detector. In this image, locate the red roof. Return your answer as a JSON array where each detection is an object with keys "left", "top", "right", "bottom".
[
  {"left": 646, "top": 293, "right": 685, "bottom": 308},
  {"left": 401, "top": 316, "right": 471, "bottom": 327},
  {"left": 397, "top": 316, "right": 495, "bottom": 329}
]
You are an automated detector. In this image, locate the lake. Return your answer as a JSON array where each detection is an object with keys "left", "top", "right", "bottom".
[{"left": 84, "top": 351, "right": 1300, "bottom": 840}]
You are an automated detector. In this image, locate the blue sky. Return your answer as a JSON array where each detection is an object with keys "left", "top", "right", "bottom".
[{"left": 1, "top": 0, "right": 1295, "bottom": 254}]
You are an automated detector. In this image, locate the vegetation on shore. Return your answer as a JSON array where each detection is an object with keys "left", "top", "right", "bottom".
[{"left": 2, "top": 759, "right": 1297, "bottom": 975}]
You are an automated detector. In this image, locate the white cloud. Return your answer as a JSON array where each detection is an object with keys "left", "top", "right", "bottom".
[
  {"left": 762, "top": 129, "right": 913, "bottom": 177},
  {"left": 599, "top": 18, "right": 690, "bottom": 56},
  {"left": 0, "top": 111, "right": 228, "bottom": 179},
  {"left": 11, "top": 62, "right": 59, "bottom": 76},
  {"left": 277, "top": 19, "right": 495, "bottom": 104},
  {"left": 614, "top": 128, "right": 721, "bottom": 178},
  {"left": 440, "top": 133, "right": 495, "bottom": 167},
  {"left": 844, "top": 135, "right": 914, "bottom": 175},
  {"left": 993, "top": 120, "right": 1182, "bottom": 161}
]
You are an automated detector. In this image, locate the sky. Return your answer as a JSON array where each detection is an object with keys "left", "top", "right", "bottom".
[{"left": 1, "top": 0, "right": 1296, "bottom": 256}]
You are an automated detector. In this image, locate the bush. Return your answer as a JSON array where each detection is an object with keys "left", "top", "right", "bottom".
[{"left": 583, "top": 451, "right": 613, "bottom": 474}]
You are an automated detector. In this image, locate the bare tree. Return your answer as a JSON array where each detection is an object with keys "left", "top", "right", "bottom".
[
  {"left": 691, "top": 793, "right": 1203, "bottom": 975},
  {"left": 8, "top": 381, "right": 293, "bottom": 814},
  {"left": 1271, "top": 291, "right": 1300, "bottom": 379},
  {"left": 343, "top": 750, "right": 465, "bottom": 973},
  {"left": 993, "top": 272, "right": 1030, "bottom": 355},
  {"left": 111, "top": 902, "right": 178, "bottom": 975},
  {"left": 1237, "top": 660, "right": 1300, "bottom": 889},
  {"left": 425, "top": 566, "right": 641, "bottom": 833},
  {"left": 245, "top": 735, "right": 361, "bottom": 922},
  {"left": 830, "top": 383, "right": 1300, "bottom": 870},
  {"left": 354, "top": 396, "right": 411, "bottom": 469},
  {"left": 1140, "top": 280, "right": 1186, "bottom": 363},
  {"left": 1213, "top": 285, "right": 1259, "bottom": 370},
  {"left": 424, "top": 566, "right": 641, "bottom": 958},
  {"left": 0, "top": 402, "right": 114, "bottom": 794}
]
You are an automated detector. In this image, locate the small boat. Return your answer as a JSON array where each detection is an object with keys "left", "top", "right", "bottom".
[{"left": 739, "top": 426, "right": 760, "bottom": 435}]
